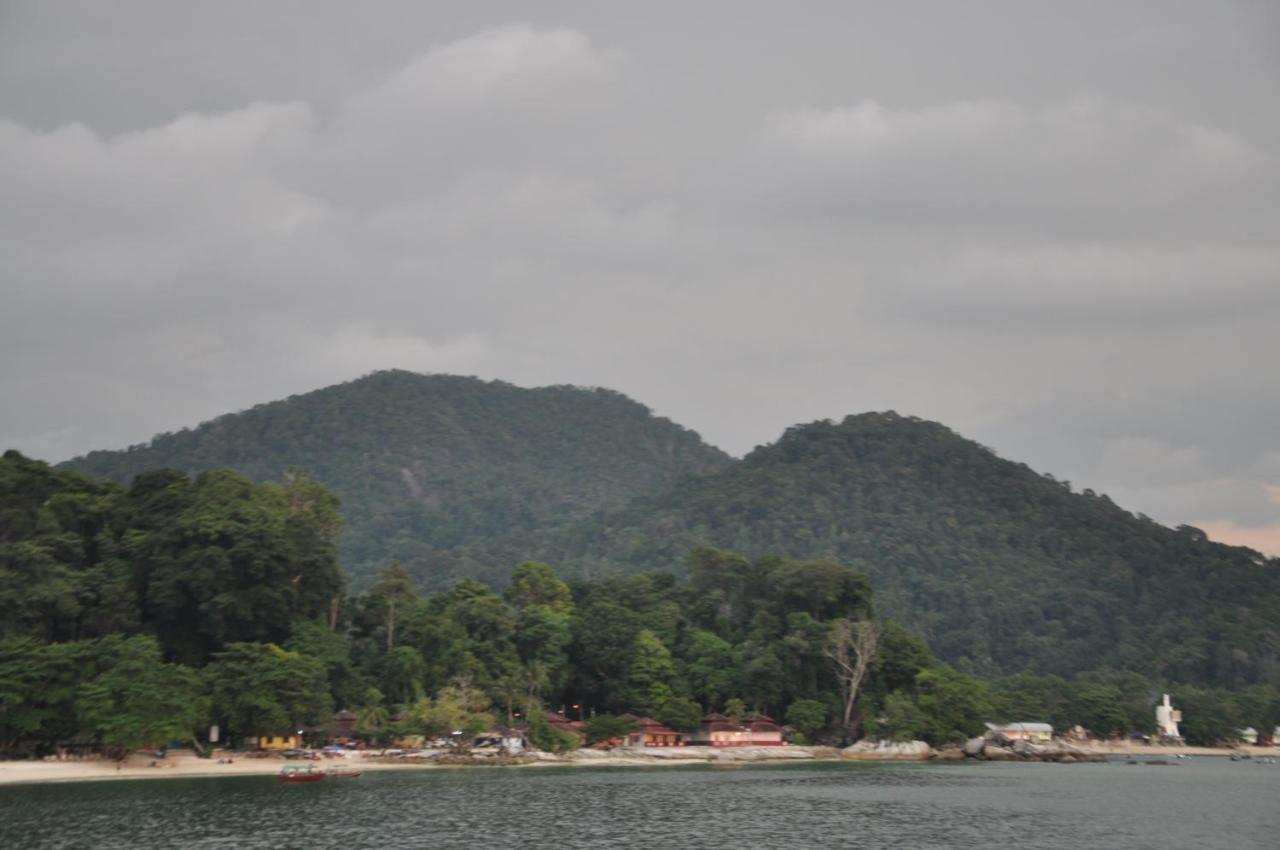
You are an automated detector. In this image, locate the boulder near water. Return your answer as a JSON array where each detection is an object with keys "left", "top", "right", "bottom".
[
  {"left": 981, "top": 744, "right": 1017, "bottom": 761},
  {"left": 842, "top": 740, "right": 933, "bottom": 761}
]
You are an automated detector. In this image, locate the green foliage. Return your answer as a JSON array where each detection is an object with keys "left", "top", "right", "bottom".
[
  {"left": 785, "top": 699, "right": 828, "bottom": 739},
  {"left": 379, "top": 645, "right": 426, "bottom": 706},
  {"left": 128, "top": 468, "right": 346, "bottom": 665},
  {"left": 877, "top": 691, "right": 929, "bottom": 742},
  {"left": 63, "top": 371, "right": 731, "bottom": 589},
  {"left": 369, "top": 561, "right": 416, "bottom": 650},
  {"left": 583, "top": 714, "right": 637, "bottom": 745},
  {"left": 397, "top": 685, "right": 499, "bottom": 751},
  {"left": 407, "top": 580, "right": 519, "bottom": 699},
  {"left": 0, "top": 639, "right": 91, "bottom": 751},
  {"left": 75, "top": 635, "right": 205, "bottom": 756},
  {"left": 507, "top": 562, "right": 573, "bottom": 614},
  {"left": 1068, "top": 671, "right": 1154, "bottom": 737},
  {"left": 205, "top": 643, "right": 332, "bottom": 741},
  {"left": 655, "top": 697, "right": 703, "bottom": 733},
  {"left": 1172, "top": 687, "right": 1242, "bottom": 746},
  {"left": 47, "top": 387, "right": 1280, "bottom": 701},
  {"left": 442, "top": 414, "right": 1280, "bottom": 692},
  {"left": 525, "top": 701, "right": 580, "bottom": 752},
  {"left": 0, "top": 451, "right": 136, "bottom": 643},
  {"left": 6, "top": 442, "right": 1278, "bottom": 759},
  {"left": 682, "top": 630, "right": 740, "bottom": 708},
  {"left": 1227, "top": 685, "right": 1280, "bottom": 739},
  {"left": 625, "top": 629, "right": 679, "bottom": 714},
  {"left": 989, "top": 673, "right": 1074, "bottom": 730},
  {"left": 285, "top": 620, "right": 365, "bottom": 710},
  {"left": 914, "top": 666, "right": 994, "bottom": 745},
  {"left": 355, "top": 689, "right": 390, "bottom": 740}
]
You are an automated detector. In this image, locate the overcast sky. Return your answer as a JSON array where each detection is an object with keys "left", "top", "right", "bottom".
[{"left": 3, "top": 1, "right": 1278, "bottom": 553}]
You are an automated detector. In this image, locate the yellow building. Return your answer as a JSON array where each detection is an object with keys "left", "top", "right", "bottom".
[{"left": 255, "top": 734, "right": 302, "bottom": 750}]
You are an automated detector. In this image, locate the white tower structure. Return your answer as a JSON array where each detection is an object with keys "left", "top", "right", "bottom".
[{"left": 1155, "top": 693, "right": 1182, "bottom": 739}]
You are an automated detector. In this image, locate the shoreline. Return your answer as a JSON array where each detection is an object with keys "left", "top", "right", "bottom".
[{"left": 1, "top": 742, "right": 1275, "bottom": 788}]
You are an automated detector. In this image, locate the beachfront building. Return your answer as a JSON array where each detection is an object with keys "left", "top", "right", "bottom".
[
  {"left": 625, "top": 717, "right": 685, "bottom": 748},
  {"left": 687, "top": 712, "right": 749, "bottom": 747},
  {"left": 1156, "top": 694, "right": 1182, "bottom": 739},
  {"left": 1238, "top": 727, "right": 1259, "bottom": 745},
  {"left": 686, "top": 712, "right": 785, "bottom": 746},
  {"left": 331, "top": 709, "right": 357, "bottom": 743},
  {"left": 253, "top": 734, "right": 302, "bottom": 750},
  {"left": 742, "top": 713, "right": 785, "bottom": 745},
  {"left": 544, "top": 711, "right": 586, "bottom": 740},
  {"left": 985, "top": 722, "right": 1054, "bottom": 742}
]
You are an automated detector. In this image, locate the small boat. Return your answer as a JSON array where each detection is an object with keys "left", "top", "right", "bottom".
[
  {"left": 277, "top": 765, "right": 326, "bottom": 783},
  {"left": 326, "top": 766, "right": 363, "bottom": 779}
]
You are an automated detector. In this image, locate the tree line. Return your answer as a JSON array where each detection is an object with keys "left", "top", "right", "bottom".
[{"left": 3, "top": 451, "right": 1277, "bottom": 758}]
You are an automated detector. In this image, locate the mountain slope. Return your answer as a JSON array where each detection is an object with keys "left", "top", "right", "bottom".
[
  {"left": 63, "top": 370, "right": 731, "bottom": 585},
  {"left": 442, "top": 412, "right": 1280, "bottom": 688}
]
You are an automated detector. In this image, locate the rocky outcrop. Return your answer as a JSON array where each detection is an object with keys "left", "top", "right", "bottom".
[
  {"left": 842, "top": 740, "right": 932, "bottom": 761},
  {"left": 963, "top": 737, "right": 1104, "bottom": 763}
]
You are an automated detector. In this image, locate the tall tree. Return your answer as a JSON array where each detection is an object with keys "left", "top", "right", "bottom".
[
  {"left": 506, "top": 562, "right": 573, "bottom": 614},
  {"left": 825, "top": 618, "right": 880, "bottom": 741},
  {"left": 370, "top": 561, "right": 416, "bottom": 651},
  {"left": 626, "top": 629, "right": 679, "bottom": 714}
]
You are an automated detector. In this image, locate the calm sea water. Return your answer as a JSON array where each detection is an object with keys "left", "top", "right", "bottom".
[{"left": 1, "top": 758, "right": 1278, "bottom": 849}]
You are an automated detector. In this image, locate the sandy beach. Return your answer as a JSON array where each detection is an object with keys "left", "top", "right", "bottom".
[
  {"left": 1074, "top": 740, "right": 1278, "bottom": 758},
  {"left": 0, "top": 746, "right": 838, "bottom": 786},
  {"left": 0, "top": 752, "right": 439, "bottom": 786},
  {"left": 1, "top": 742, "right": 1275, "bottom": 787}
]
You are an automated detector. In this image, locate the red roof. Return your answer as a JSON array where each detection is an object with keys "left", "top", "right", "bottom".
[{"left": 630, "top": 718, "right": 682, "bottom": 736}]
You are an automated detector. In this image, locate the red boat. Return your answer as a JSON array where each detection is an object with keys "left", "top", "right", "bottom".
[{"left": 277, "top": 765, "right": 326, "bottom": 783}]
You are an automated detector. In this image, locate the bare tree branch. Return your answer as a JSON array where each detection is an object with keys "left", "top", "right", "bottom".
[{"left": 825, "top": 618, "right": 880, "bottom": 741}]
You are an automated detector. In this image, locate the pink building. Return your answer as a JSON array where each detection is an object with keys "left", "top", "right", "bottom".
[{"left": 688, "top": 712, "right": 786, "bottom": 746}]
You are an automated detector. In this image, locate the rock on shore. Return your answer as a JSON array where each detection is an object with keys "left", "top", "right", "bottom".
[
  {"left": 842, "top": 740, "right": 932, "bottom": 761},
  {"left": 963, "top": 737, "right": 1105, "bottom": 763}
]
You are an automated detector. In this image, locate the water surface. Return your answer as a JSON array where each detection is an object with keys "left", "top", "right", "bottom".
[{"left": 1, "top": 758, "right": 1277, "bottom": 849}]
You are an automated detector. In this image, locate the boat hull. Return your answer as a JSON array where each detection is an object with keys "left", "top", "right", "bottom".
[{"left": 276, "top": 772, "right": 326, "bottom": 783}]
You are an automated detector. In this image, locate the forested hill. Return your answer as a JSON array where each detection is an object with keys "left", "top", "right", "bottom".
[
  {"left": 63, "top": 371, "right": 731, "bottom": 586},
  {"left": 443, "top": 412, "right": 1280, "bottom": 690}
]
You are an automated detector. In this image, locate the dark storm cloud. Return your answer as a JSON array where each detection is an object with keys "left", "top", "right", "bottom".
[{"left": 1, "top": 1, "right": 1278, "bottom": 552}]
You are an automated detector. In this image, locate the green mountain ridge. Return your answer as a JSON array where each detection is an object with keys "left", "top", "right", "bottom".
[
  {"left": 63, "top": 370, "right": 732, "bottom": 586},
  {"left": 58, "top": 375, "right": 1280, "bottom": 691},
  {"left": 441, "top": 412, "right": 1280, "bottom": 689}
]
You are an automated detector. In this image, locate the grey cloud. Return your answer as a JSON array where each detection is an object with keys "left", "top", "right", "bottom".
[{"left": 1, "top": 1, "right": 1278, "bottom": 553}]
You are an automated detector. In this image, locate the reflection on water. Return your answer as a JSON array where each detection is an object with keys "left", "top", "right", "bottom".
[{"left": 1, "top": 759, "right": 1278, "bottom": 849}]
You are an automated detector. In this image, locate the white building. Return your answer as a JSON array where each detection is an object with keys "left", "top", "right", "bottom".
[
  {"left": 1155, "top": 694, "right": 1182, "bottom": 739},
  {"left": 985, "top": 722, "right": 1054, "bottom": 742}
]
